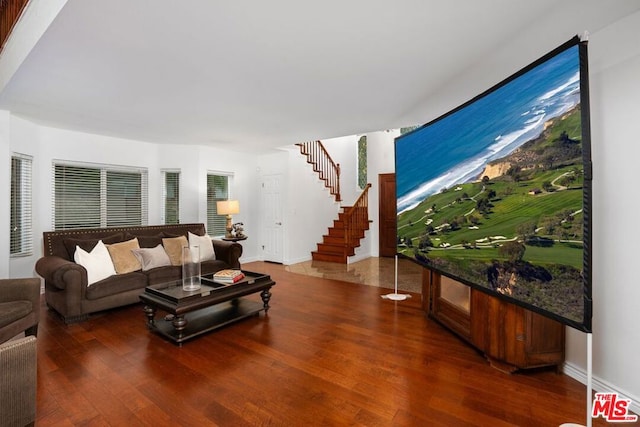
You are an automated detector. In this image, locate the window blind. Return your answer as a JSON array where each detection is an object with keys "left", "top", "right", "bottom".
[
  {"left": 53, "top": 162, "right": 148, "bottom": 230},
  {"left": 207, "top": 173, "right": 229, "bottom": 236},
  {"left": 106, "top": 170, "right": 145, "bottom": 227},
  {"left": 10, "top": 154, "right": 33, "bottom": 256},
  {"left": 161, "top": 170, "right": 180, "bottom": 224}
]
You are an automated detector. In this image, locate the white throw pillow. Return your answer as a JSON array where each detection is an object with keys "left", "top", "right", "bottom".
[
  {"left": 74, "top": 240, "right": 117, "bottom": 286},
  {"left": 188, "top": 232, "right": 216, "bottom": 262}
]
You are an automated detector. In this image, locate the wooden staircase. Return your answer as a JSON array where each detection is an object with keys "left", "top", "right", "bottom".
[
  {"left": 296, "top": 141, "right": 341, "bottom": 202},
  {"left": 296, "top": 140, "right": 371, "bottom": 264},
  {"left": 312, "top": 184, "right": 372, "bottom": 263}
]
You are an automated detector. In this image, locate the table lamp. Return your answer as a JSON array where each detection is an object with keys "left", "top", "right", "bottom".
[{"left": 216, "top": 200, "right": 240, "bottom": 238}]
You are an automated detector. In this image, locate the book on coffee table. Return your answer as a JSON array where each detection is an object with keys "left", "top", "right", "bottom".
[{"left": 212, "top": 269, "right": 245, "bottom": 284}]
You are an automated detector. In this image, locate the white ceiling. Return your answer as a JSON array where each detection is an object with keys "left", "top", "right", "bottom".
[{"left": 1, "top": 0, "right": 639, "bottom": 152}]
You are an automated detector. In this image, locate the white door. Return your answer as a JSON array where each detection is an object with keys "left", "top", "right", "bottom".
[{"left": 261, "top": 174, "right": 284, "bottom": 263}]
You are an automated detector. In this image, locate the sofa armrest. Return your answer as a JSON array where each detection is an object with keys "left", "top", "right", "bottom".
[
  {"left": 0, "top": 336, "right": 37, "bottom": 426},
  {"left": 212, "top": 240, "right": 243, "bottom": 269},
  {"left": 35, "top": 256, "right": 87, "bottom": 291},
  {"left": 0, "top": 278, "right": 40, "bottom": 305}
]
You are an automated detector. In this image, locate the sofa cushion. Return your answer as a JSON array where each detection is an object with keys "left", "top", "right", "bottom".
[
  {"left": 106, "top": 238, "right": 141, "bottom": 274},
  {"left": 85, "top": 272, "right": 148, "bottom": 300},
  {"left": 125, "top": 232, "right": 165, "bottom": 248},
  {"left": 188, "top": 232, "right": 216, "bottom": 262},
  {"left": 162, "top": 236, "right": 188, "bottom": 266},
  {"left": 201, "top": 259, "right": 232, "bottom": 276},
  {"left": 131, "top": 245, "right": 172, "bottom": 271},
  {"left": 63, "top": 233, "right": 125, "bottom": 260},
  {"left": 74, "top": 240, "right": 117, "bottom": 285},
  {"left": 0, "top": 301, "right": 31, "bottom": 327},
  {"left": 145, "top": 265, "right": 182, "bottom": 285}
]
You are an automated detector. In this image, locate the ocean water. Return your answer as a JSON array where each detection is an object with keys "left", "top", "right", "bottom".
[{"left": 396, "top": 44, "right": 581, "bottom": 213}]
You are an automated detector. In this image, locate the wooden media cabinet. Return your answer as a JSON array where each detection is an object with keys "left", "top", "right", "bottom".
[{"left": 422, "top": 268, "right": 565, "bottom": 373}]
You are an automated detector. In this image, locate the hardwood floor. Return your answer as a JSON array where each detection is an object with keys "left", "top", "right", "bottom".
[{"left": 33, "top": 261, "right": 629, "bottom": 426}]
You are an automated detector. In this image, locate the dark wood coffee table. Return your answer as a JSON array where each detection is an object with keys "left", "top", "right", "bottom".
[{"left": 139, "top": 270, "right": 275, "bottom": 345}]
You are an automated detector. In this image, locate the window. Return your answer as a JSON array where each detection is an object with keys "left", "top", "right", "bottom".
[
  {"left": 53, "top": 162, "right": 148, "bottom": 230},
  {"left": 10, "top": 154, "right": 33, "bottom": 256},
  {"left": 357, "top": 135, "right": 367, "bottom": 190},
  {"left": 161, "top": 170, "right": 180, "bottom": 224},
  {"left": 207, "top": 173, "right": 230, "bottom": 236}
]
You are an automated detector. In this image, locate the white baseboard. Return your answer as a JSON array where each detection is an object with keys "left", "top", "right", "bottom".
[{"left": 562, "top": 361, "right": 640, "bottom": 415}]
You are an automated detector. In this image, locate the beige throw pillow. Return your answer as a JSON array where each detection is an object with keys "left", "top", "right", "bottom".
[
  {"left": 106, "top": 238, "right": 141, "bottom": 274},
  {"left": 162, "top": 235, "right": 188, "bottom": 266}
]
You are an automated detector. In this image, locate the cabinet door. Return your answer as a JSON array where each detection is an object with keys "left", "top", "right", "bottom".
[
  {"left": 424, "top": 270, "right": 472, "bottom": 341},
  {"left": 523, "top": 310, "right": 565, "bottom": 367},
  {"left": 471, "top": 290, "right": 524, "bottom": 366},
  {"left": 471, "top": 289, "right": 564, "bottom": 370},
  {"left": 378, "top": 173, "right": 397, "bottom": 257}
]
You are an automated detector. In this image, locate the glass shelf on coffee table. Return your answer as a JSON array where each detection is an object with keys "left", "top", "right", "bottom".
[{"left": 139, "top": 270, "right": 275, "bottom": 345}]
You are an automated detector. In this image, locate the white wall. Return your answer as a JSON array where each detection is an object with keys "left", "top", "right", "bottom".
[
  {"left": 253, "top": 135, "right": 368, "bottom": 265},
  {"left": 366, "top": 129, "right": 399, "bottom": 257},
  {"left": 0, "top": 111, "right": 10, "bottom": 277},
  {"left": 563, "top": 10, "right": 640, "bottom": 410},
  {"left": 256, "top": 130, "right": 401, "bottom": 264},
  {"left": 4, "top": 116, "right": 261, "bottom": 278},
  {"left": 284, "top": 146, "right": 338, "bottom": 264},
  {"left": 4, "top": 118, "right": 363, "bottom": 279}
]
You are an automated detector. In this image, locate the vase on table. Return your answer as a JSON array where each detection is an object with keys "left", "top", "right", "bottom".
[{"left": 182, "top": 245, "right": 201, "bottom": 291}]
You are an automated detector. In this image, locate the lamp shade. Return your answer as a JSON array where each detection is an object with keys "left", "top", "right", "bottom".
[{"left": 216, "top": 200, "right": 240, "bottom": 215}]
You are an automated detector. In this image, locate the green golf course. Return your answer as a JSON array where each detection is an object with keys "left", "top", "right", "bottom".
[{"left": 397, "top": 107, "right": 586, "bottom": 322}]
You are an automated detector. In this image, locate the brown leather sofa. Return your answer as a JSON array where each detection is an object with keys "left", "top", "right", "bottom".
[{"left": 35, "top": 223, "right": 242, "bottom": 323}]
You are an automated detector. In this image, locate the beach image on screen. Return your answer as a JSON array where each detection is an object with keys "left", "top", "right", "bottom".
[{"left": 395, "top": 41, "right": 589, "bottom": 328}]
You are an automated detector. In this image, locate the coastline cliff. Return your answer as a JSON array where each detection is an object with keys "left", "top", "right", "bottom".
[
  {"left": 479, "top": 161, "right": 511, "bottom": 180},
  {"left": 478, "top": 105, "right": 581, "bottom": 181}
]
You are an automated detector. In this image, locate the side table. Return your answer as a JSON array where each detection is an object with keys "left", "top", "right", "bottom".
[{"left": 222, "top": 236, "right": 247, "bottom": 242}]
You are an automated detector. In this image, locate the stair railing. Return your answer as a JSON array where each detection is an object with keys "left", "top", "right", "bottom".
[
  {"left": 343, "top": 183, "right": 371, "bottom": 250},
  {"left": 296, "top": 141, "right": 341, "bottom": 202},
  {"left": 0, "top": 0, "right": 29, "bottom": 51}
]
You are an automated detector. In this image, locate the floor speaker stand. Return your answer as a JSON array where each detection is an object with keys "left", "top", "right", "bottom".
[{"left": 382, "top": 255, "right": 411, "bottom": 301}]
